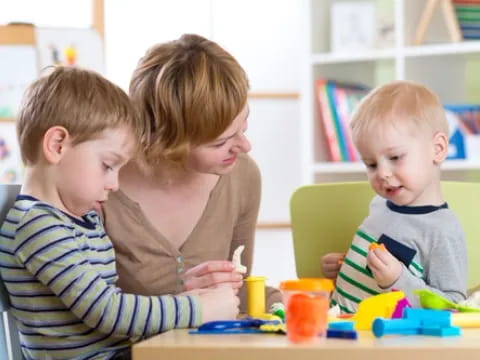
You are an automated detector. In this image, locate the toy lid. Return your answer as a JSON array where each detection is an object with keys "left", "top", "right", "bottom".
[
  {"left": 279, "top": 278, "right": 334, "bottom": 292},
  {"left": 245, "top": 276, "right": 266, "bottom": 282}
]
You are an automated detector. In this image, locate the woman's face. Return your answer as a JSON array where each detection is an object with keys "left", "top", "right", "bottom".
[{"left": 186, "top": 104, "right": 251, "bottom": 175}]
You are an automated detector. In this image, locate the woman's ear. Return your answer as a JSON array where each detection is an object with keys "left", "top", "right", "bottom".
[
  {"left": 43, "top": 126, "right": 70, "bottom": 164},
  {"left": 433, "top": 131, "right": 449, "bottom": 164}
]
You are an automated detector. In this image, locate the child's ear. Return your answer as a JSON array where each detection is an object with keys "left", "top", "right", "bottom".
[
  {"left": 432, "top": 131, "right": 449, "bottom": 164},
  {"left": 43, "top": 126, "right": 70, "bottom": 164}
]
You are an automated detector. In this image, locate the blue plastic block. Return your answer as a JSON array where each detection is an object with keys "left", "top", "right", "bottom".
[
  {"left": 328, "top": 321, "right": 354, "bottom": 331},
  {"left": 326, "top": 329, "right": 358, "bottom": 340},
  {"left": 403, "top": 308, "right": 451, "bottom": 327},
  {"left": 372, "top": 318, "right": 421, "bottom": 338},
  {"left": 420, "top": 326, "right": 461, "bottom": 337}
]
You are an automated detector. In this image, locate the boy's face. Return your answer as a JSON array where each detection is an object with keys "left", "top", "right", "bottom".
[
  {"left": 355, "top": 122, "right": 444, "bottom": 206},
  {"left": 186, "top": 104, "right": 251, "bottom": 175},
  {"left": 55, "top": 126, "right": 134, "bottom": 217}
]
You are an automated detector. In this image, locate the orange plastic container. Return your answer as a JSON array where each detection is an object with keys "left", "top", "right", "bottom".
[{"left": 279, "top": 278, "right": 334, "bottom": 343}]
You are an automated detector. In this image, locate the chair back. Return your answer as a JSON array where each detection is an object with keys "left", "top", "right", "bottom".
[
  {"left": 0, "top": 184, "right": 23, "bottom": 360},
  {"left": 290, "top": 181, "right": 480, "bottom": 290}
]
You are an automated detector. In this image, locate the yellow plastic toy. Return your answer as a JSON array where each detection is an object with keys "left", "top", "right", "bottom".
[
  {"left": 452, "top": 312, "right": 480, "bottom": 328},
  {"left": 369, "top": 242, "right": 386, "bottom": 251},
  {"left": 245, "top": 276, "right": 266, "bottom": 317},
  {"left": 353, "top": 291, "right": 405, "bottom": 330}
]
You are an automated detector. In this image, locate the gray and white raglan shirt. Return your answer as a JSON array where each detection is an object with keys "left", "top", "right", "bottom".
[{"left": 331, "top": 195, "right": 467, "bottom": 313}]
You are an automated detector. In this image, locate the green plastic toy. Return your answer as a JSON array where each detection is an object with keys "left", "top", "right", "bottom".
[{"left": 414, "top": 289, "right": 480, "bottom": 313}]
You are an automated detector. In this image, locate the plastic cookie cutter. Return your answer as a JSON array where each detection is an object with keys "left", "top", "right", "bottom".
[
  {"left": 414, "top": 289, "right": 480, "bottom": 312},
  {"left": 232, "top": 245, "right": 247, "bottom": 274},
  {"left": 189, "top": 318, "right": 281, "bottom": 334}
]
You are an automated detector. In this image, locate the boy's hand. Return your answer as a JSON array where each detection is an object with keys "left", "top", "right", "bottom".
[
  {"left": 321, "top": 252, "right": 345, "bottom": 279},
  {"left": 197, "top": 287, "right": 240, "bottom": 323},
  {"left": 182, "top": 260, "right": 243, "bottom": 291},
  {"left": 367, "top": 247, "right": 402, "bottom": 288}
]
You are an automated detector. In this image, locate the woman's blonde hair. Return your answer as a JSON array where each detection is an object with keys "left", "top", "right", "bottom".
[
  {"left": 129, "top": 34, "right": 249, "bottom": 168},
  {"left": 17, "top": 66, "right": 142, "bottom": 165},
  {"left": 350, "top": 80, "right": 449, "bottom": 143}
]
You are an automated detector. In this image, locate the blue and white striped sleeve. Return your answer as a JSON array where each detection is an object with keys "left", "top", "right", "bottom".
[{"left": 14, "top": 207, "right": 202, "bottom": 336}]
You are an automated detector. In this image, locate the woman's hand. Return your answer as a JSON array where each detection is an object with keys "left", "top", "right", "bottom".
[{"left": 182, "top": 260, "right": 244, "bottom": 292}]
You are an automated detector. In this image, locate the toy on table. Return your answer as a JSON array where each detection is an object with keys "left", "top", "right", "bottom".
[
  {"left": 232, "top": 245, "right": 267, "bottom": 317},
  {"left": 326, "top": 321, "right": 358, "bottom": 339},
  {"left": 414, "top": 289, "right": 480, "bottom": 312},
  {"left": 326, "top": 328, "right": 358, "bottom": 339},
  {"left": 235, "top": 246, "right": 284, "bottom": 320},
  {"left": 451, "top": 312, "right": 480, "bottom": 328},
  {"left": 245, "top": 276, "right": 266, "bottom": 317},
  {"left": 328, "top": 321, "right": 354, "bottom": 331},
  {"left": 190, "top": 289, "right": 286, "bottom": 335},
  {"left": 391, "top": 296, "right": 412, "bottom": 318},
  {"left": 189, "top": 318, "right": 282, "bottom": 334},
  {"left": 372, "top": 308, "right": 461, "bottom": 338},
  {"left": 279, "top": 278, "right": 333, "bottom": 343},
  {"left": 326, "top": 291, "right": 409, "bottom": 338},
  {"left": 232, "top": 245, "right": 247, "bottom": 274},
  {"left": 270, "top": 302, "right": 285, "bottom": 321},
  {"left": 353, "top": 290, "right": 407, "bottom": 330}
]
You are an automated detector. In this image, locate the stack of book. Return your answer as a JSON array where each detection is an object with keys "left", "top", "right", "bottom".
[
  {"left": 315, "top": 79, "right": 370, "bottom": 162},
  {"left": 445, "top": 104, "right": 480, "bottom": 159},
  {"left": 453, "top": 0, "right": 480, "bottom": 39},
  {"left": 315, "top": 78, "right": 480, "bottom": 163}
]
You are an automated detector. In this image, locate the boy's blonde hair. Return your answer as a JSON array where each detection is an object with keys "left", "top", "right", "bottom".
[
  {"left": 17, "top": 66, "right": 142, "bottom": 165},
  {"left": 350, "top": 80, "right": 449, "bottom": 144},
  {"left": 129, "top": 33, "right": 249, "bottom": 168}
]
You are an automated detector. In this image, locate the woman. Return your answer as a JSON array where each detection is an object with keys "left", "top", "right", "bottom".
[{"left": 103, "top": 34, "right": 281, "bottom": 310}]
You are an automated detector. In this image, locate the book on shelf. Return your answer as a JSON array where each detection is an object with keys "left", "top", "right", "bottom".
[
  {"left": 453, "top": 0, "right": 480, "bottom": 39},
  {"left": 315, "top": 79, "right": 369, "bottom": 163},
  {"left": 316, "top": 79, "right": 341, "bottom": 162},
  {"left": 445, "top": 104, "right": 480, "bottom": 160}
]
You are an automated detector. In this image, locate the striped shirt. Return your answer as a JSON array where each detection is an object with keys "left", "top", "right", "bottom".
[
  {"left": 331, "top": 196, "right": 466, "bottom": 314},
  {"left": 0, "top": 196, "right": 201, "bottom": 360}
]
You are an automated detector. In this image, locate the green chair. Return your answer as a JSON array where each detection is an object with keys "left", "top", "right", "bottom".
[
  {"left": 0, "top": 184, "right": 23, "bottom": 360},
  {"left": 290, "top": 181, "right": 480, "bottom": 291}
]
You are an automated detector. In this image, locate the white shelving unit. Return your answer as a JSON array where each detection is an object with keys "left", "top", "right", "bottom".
[{"left": 300, "top": 0, "right": 480, "bottom": 184}]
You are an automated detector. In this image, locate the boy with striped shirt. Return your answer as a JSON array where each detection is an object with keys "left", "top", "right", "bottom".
[
  {"left": 322, "top": 81, "right": 467, "bottom": 313},
  {"left": 0, "top": 66, "right": 239, "bottom": 359}
]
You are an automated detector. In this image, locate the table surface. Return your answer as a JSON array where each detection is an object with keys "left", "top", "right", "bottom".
[{"left": 132, "top": 328, "right": 480, "bottom": 360}]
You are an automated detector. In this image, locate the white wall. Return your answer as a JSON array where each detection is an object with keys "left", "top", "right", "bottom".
[
  {"left": 0, "top": 0, "right": 92, "bottom": 27},
  {"left": 252, "top": 229, "right": 297, "bottom": 288}
]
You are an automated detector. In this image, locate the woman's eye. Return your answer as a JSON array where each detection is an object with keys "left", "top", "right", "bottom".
[{"left": 103, "top": 163, "right": 113, "bottom": 171}]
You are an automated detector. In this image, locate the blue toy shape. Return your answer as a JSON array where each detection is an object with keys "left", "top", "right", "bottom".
[
  {"left": 326, "top": 329, "right": 358, "bottom": 340},
  {"left": 372, "top": 318, "right": 421, "bottom": 338}
]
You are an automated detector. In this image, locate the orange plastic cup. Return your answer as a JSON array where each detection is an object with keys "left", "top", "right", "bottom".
[{"left": 280, "top": 278, "right": 333, "bottom": 343}]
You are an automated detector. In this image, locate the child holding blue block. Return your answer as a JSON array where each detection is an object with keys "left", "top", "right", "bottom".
[{"left": 322, "top": 81, "right": 467, "bottom": 313}]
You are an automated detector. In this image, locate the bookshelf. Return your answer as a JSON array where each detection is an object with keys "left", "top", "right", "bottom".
[{"left": 300, "top": 0, "right": 480, "bottom": 184}]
